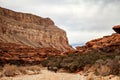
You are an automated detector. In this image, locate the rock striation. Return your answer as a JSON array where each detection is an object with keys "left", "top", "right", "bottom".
[
  {"left": 0, "top": 7, "right": 73, "bottom": 52},
  {"left": 113, "top": 25, "right": 120, "bottom": 33}
]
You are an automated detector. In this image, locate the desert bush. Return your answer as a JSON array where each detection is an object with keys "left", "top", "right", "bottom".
[
  {"left": 18, "top": 66, "right": 27, "bottom": 74},
  {"left": 41, "top": 59, "right": 49, "bottom": 67},
  {"left": 3, "top": 64, "right": 21, "bottom": 77},
  {"left": 48, "top": 66, "right": 58, "bottom": 72},
  {"left": 94, "top": 57, "right": 120, "bottom": 76},
  {"left": 26, "top": 65, "right": 41, "bottom": 74},
  {"left": 9, "top": 60, "right": 25, "bottom": 66},
  {"left": 0, "top": 64, "right": 41, "bottom": 77},
  {"left": 18, "top": 65, "right": 41, "bottom": 75},
  {"left": 41, "top": 50, "right": 120, "bottom": 74}
]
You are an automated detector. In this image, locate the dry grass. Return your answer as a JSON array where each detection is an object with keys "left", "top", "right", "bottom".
[
  {"left": 19, "top": 65, "right": 41, "bottom": 75},
  {"left": 0, "top": 64, "right": 41, "bottom": 77},
  {"left": 3, "top": 64, "right": 21, "bottom": 77}
]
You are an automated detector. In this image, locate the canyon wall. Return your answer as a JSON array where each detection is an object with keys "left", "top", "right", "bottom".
[{"left": 0, "top": 7, "right": 73, "bottom": 52}]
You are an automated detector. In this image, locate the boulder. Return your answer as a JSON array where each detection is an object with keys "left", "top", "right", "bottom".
[{"left": 113, "top": 25, "right": 120, "bottom": 33}]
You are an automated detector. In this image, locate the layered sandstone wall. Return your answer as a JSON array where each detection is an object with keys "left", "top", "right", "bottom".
[{"left": 0, "top": 7, "right": 73, "bottom": 52}]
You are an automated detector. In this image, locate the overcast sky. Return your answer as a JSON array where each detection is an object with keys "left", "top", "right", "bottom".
[{"left": 0, "top": 0, "right": 120, "bottom": 46}]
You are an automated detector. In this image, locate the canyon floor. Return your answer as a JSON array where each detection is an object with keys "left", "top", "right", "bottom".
[
  {"left": 0, "top": 6, "right": 120, "bottom": 80},
  {"left": 0, "top": 69, "right": 120, "bottom": 80}
]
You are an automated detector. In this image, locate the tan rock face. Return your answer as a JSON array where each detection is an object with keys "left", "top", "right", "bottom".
[
  {"left": 0, "top": 7, "right": 73, "bottom": 52},
  {"left": 113, "top": 25, "right": 120, "bottom": 33}
]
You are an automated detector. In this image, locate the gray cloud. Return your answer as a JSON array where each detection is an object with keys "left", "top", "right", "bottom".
[{"left": 0, "top": 0, "right": 120, "bottom": 45}]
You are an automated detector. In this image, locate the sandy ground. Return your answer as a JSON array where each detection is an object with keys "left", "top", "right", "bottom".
[{"left": 0, "top": 70, "right": 120, "bottom": 80}]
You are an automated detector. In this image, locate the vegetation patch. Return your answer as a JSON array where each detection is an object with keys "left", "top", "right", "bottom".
[
  {"left": 41, "top": 51, "right": 120, "bottom": 76},
  {"left": 0, "top": 64, "right": 41, "bottom": 77}
]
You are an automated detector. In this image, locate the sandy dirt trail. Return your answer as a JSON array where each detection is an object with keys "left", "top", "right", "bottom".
[{"left": 0, "top": 70, "right": 120, "bottom": 80}]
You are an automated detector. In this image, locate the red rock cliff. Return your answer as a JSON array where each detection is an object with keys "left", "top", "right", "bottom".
[
  {"left": 76, "top": 33, "right": 120, "bottom": 54},
  {"left": 0, "top": 7, "right": 73, "bottom": 52}
]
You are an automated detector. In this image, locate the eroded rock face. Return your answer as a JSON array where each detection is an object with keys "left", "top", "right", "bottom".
[
  {"left": 76, "top": 33, "right": 120, "bottom": 54},
  {"left": 75, "top": 25, "right": 120, "bottom": 54},
  {"left": 113, "top": 25, "right": 120, "bottom": 33},
  {"left": 0, "top": 7, "right": 73, "bottom": 52},
  {"left": 0, "top": 42, "right": 61, "bottom": 65}
]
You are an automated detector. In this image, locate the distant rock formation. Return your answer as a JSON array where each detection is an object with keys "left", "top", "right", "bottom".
[
  {"left": 113, "top": 25, "right": 120, "bottom": 33},
  {"left": 0, "top": 7, "right": 73, "bottom": 52}
]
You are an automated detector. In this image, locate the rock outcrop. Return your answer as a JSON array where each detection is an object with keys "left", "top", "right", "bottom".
[
  {"left": 75, "top": 25, "right": 120, "bottom": 54},
  {"left": 0, "top": 42, "right": 61, "bottom": 65},
  {"left": 76, "top": 33, "right": 120, "bottom": 54},
  {"left": 0, "top": 7, "right": 73, "bottom": 52},
  {"left": 113, "top": 25, "right": 120, "bottom": 33}
]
